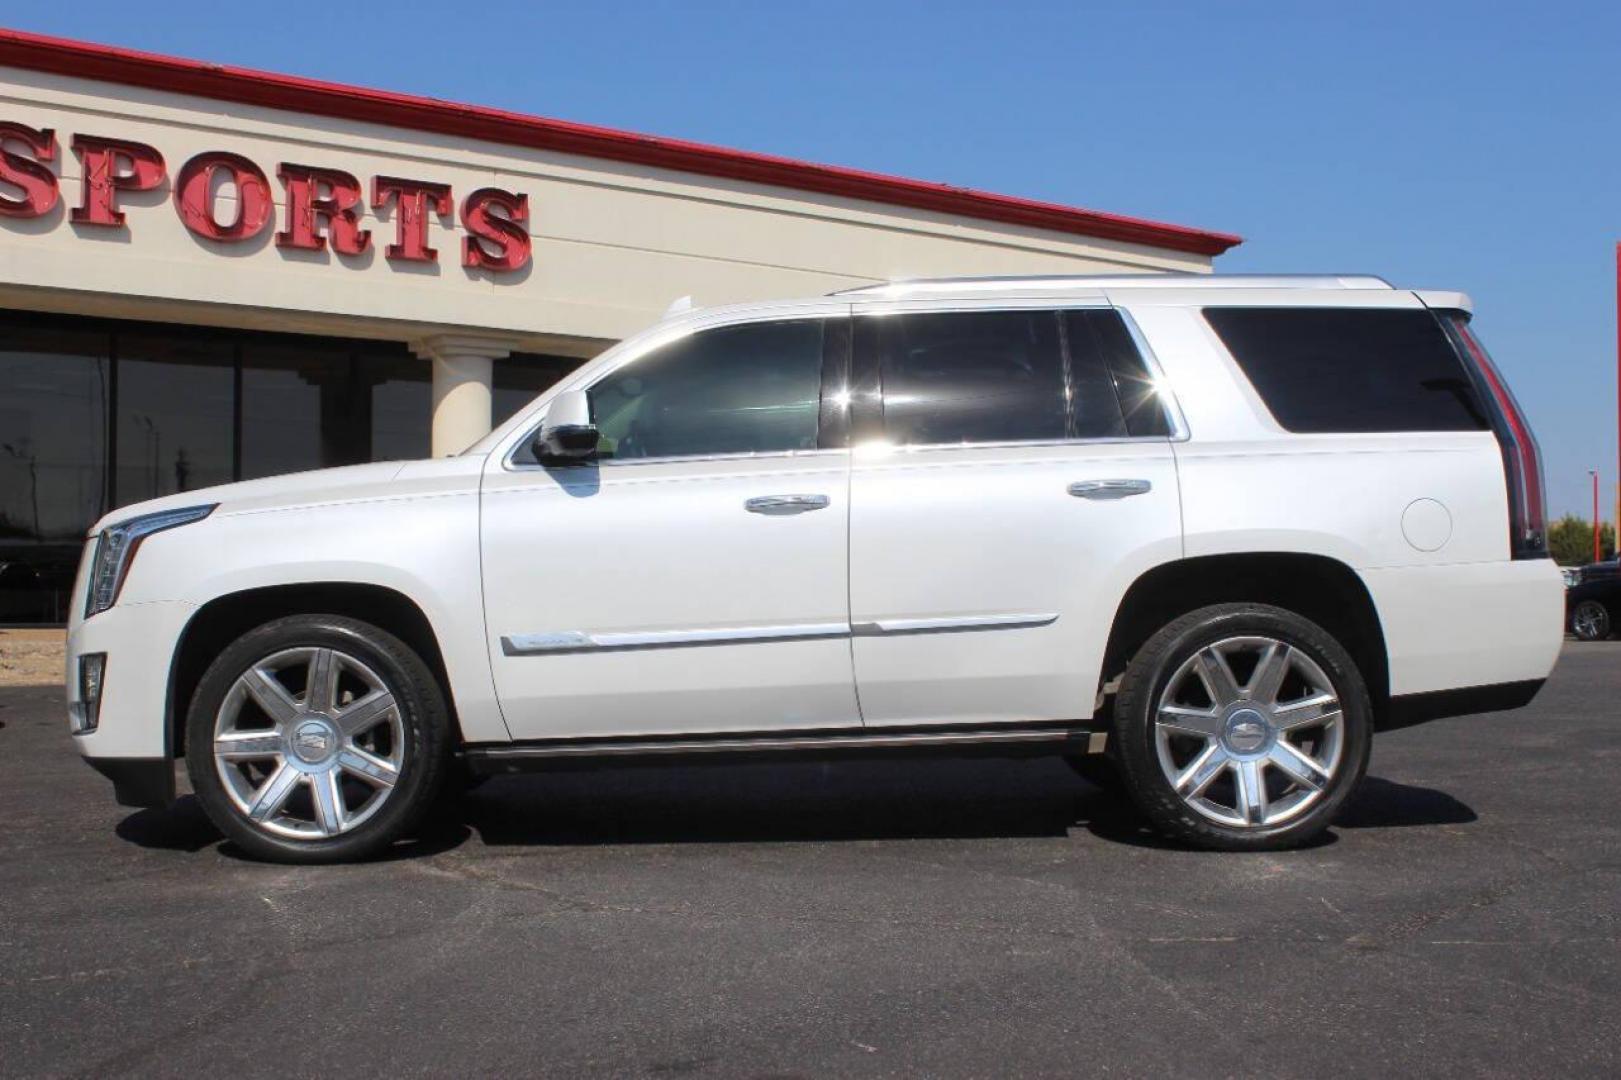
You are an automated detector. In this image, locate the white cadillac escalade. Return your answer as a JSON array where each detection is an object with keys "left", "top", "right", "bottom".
[{"left": 65, "top": 274, "right": 1564, "bottom": 862}]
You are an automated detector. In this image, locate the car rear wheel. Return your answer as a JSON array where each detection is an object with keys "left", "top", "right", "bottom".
[
  {"left": 185, "top": 614, "right": 450, "bottom": 863},
  {"left": 1571, "top": 600, "right": 1612, "bottom": 642},
  {"left": 1111, "top": 603, "right": 1372, "bottom": 850}
]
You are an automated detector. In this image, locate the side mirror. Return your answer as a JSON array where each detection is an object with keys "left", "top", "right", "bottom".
[{"left": 534, "top": 389, "right": 599, "bottom": 463}]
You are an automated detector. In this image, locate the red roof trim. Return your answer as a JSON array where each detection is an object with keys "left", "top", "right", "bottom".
[{"left": 0, "top": 27, "right": 1241, "bottom": 256}]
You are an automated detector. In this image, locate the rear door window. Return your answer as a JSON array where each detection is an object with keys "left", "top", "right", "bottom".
[
  {"left": 1203, "top": 307, "right": 1490, "bottom": 433},
  {"left": 859, "top": 308, "right": 1172, "bottom": 446},
  {"left": 865, "top": 309, "right": 1068, "bottom": 446}
]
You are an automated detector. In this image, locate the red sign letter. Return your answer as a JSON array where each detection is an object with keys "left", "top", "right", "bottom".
[
  {"left": 0, "top": 122, "right": 58, "bottom": 218},
  {"left": 275, "top": 163, "right": 371, "bottom": 255},
  {"left": 372, "top": 175, "right": 451, "bottom": 263},
  {"left": 174, "top": 152, "right": 274, "bottom": 242},
  {"left": 461, "top": 188, "right": 530, "bottom": 272},
  {"left": 71, "top": 135, "right": 165, "bottom": 227}
]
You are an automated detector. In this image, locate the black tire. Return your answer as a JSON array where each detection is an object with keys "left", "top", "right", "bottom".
[
  {"left": 1571, "top": 600, "right": 1612, "bottom": 642},
  {"left": 1064, "top": 753, "right": 1125, "bottom": 794},
  {"left": 185, "top": 614, "right": 451, "bottom": 864},
  {"left": 1111, "top": 603, "right": 1372, "bottom": 851}
]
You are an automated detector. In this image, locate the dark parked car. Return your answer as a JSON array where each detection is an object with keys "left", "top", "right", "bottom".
[{"left": 1566, "top": 561, "right": 1620, "bottom": 641}]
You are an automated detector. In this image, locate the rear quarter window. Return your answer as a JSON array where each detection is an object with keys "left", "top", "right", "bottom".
[{"left": 1203, "top": 307, "right": 1490, "bottom": 433}]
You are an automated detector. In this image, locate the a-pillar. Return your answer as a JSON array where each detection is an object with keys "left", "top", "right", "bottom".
[{"left": 410, "top": 335, "right": 520, "bottom": 457}]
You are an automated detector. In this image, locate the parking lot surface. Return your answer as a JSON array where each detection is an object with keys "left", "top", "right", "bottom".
[{"left": 2, "top": 643, "right": 1618, "bottom": 1078}]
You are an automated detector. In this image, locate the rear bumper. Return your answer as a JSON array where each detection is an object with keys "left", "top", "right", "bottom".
[
  {"left": 86, "top": 756, "right": 175, "bottom": 809},
  {"left": 1362, "top": 559, "right": 1563, "bottom": 697},
  {"left": 1381, "top": 677, "right": 1545, "bottom": 732}
]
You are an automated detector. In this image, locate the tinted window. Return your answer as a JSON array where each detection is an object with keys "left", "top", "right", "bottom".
[
  {"left": 117, "top": 334, "right": 234, "bottom": 501},
  {"left": 1204, "top": 307, "right": 1489, "bottom": 433},
  {"left": 0, "top": 324, "right": 107, "bottom": 625},
  {"left": 871, "top": 310, "right": 1066, "bottom": 445},
  {"left": 589, "top": 319, "right": 825, "bottom": 459}
]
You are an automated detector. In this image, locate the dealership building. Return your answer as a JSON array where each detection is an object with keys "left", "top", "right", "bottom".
[{"left": 0, "top": 27, "right": 1239, "bottom": 624}]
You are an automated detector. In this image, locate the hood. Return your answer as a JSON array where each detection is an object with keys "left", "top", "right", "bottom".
[{"left": 87, "top": 457, "right": 483, "bottom": 535}]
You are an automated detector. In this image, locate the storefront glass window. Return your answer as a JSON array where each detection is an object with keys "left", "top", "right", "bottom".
[
  {"left": 241, "top": 345, "right": 345, "bottom": 480},
  {"left": 494, "top": 353, "right": 580, "bottom": 428},
  {"left": 117, "top": 334, "right": 234, "bottom": 502},
  {"left": 368, "top": 354, "right": 431, "bottom": 461},
  {"left": 0, "top": 324, "right": 109, "bottom": 624}
]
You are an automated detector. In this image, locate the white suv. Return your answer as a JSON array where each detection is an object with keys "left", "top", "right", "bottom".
[{"left": 65, "top": 275, "right": 1564, "bottom": 862}]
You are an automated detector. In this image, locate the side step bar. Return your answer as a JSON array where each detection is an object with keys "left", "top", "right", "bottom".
[{"left": 465, "top": 724, "right": 1107, "bottom": 774}]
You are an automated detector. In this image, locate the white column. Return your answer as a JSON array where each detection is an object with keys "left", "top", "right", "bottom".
[{"left": 410, "top": 335, "right": 519, "bottom": 457}]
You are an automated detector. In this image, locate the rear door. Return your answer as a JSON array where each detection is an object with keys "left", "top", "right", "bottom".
[{"left": 846, "top": 301, "right": 1184, "bottom": 727}]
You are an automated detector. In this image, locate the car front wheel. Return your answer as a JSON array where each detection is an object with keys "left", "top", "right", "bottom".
[
  {"left": 185, "top": 614, "right": 450, "bottom": 863},
  {"left": 1110, "top": 603, "right": 1372, "bottom": 851}
]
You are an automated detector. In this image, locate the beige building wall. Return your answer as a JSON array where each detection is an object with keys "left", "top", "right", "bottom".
[{"left": 0, "top": 62, "right": 1225, "bottom": 452}]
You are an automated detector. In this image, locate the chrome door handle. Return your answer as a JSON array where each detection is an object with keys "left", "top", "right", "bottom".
[
  {"left": 1068, "top": 479, "right": 1152, "bottom": 500},
  {"left": 745, "top": 494, "right": 831, "bottom": 515}
]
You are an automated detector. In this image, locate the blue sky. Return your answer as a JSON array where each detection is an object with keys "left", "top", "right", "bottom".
[{"left": 11, "top": 1, "right": 1619, "bottom": 517}]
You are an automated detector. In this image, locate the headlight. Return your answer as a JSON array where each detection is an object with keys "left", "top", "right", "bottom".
[
  {"left": 85, "top": 504, "right": 216, "bottom": 617},
  {"left": 1562, "top": 568, "right": 1580, "bottom": 589}
]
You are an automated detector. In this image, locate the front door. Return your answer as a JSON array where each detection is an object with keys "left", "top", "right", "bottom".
[
  {"left": 481, "top": 312, "right": 859, "bottom": 741},
  {"left": 846, "top": 303, "right": 1184, "bottom": 727}
]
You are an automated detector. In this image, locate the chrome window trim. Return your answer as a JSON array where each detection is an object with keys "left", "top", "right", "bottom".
[
  {"left": 853, "top": 434, "right": 1174, "bottom": 456},
  {"left": 506, "top": 447, "right": 848, "bottom": 473},
  {"left": 1114, "top": 307, "right": 1191, "bottom": 442}
]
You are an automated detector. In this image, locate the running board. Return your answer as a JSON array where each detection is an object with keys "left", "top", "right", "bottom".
[{"left": 464, "top": 724, "right": 1106, "bottom": 774}]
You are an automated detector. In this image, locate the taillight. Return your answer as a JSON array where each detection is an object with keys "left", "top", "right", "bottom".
[{"left": 1442, "top": 312, "right": 1548, "bottom": 559}]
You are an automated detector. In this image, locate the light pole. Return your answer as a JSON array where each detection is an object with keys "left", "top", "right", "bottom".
[{"left": 1593, "top": 470, "right": 1603, "bottom": 565}]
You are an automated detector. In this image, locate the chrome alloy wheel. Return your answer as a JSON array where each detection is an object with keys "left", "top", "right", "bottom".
[
  {"left": 1154, "top": 636, "right": 1344, "bottom": 829},
  {"left": 212, "top": 646, "right": 404, "bottom": 840},
  {"left": 1572, "top": 600, "right": 1610, "bottom": 641}
]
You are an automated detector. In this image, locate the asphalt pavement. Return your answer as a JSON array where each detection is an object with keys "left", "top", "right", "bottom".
[{"left": 2, "top": 643, "right": 1617, "bottom": 1078}]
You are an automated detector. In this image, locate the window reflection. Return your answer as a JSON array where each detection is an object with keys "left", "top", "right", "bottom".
[
  {"left": 241, "top": 345, "right": 345, "bottom": 480},
  {"left": 0, "top": 325, "right": 107, "bottom": 624},
  {"left": 117, "top": 335, "right": 234, "bottom": 501}
]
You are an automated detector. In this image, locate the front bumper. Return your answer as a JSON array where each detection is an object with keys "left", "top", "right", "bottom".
[
  {"left": 86, "top": 757, "right": 176, "bottom": 809},
  {"left": 67, "top": 598, "right": 196, "bottom": 767}
]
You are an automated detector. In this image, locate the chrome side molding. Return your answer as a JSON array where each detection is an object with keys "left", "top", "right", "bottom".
[
  {"left": 851, "top": 613, "right": 1059, "bottom": 636},
  {"left": 501, "top": 622, "right": 848, "bottom": 655},
  {"left": 502, "top": 613, "right": 1059, "bottom": 655}
]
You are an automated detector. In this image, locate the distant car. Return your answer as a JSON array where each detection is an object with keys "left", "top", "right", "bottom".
[{"left": 1566, "top": 561, "right": 1620, "bottom": 641}]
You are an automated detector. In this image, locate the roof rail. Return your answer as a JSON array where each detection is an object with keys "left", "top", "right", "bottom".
[{"left": 834, "top": 273, "right": 1393, "bottom": 297}]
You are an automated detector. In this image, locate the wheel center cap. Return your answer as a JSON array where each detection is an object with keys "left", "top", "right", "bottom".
[
  {"left": 289, "top": 718, "right": 337, "bottom": 764},
  {"left": 1223, "top": 708, "right": 1272, "bottom": 755}
]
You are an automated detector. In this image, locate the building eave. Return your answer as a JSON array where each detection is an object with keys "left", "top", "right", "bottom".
[{"left": 0, "top": 26, "right": 1243, "bottom": 257}]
